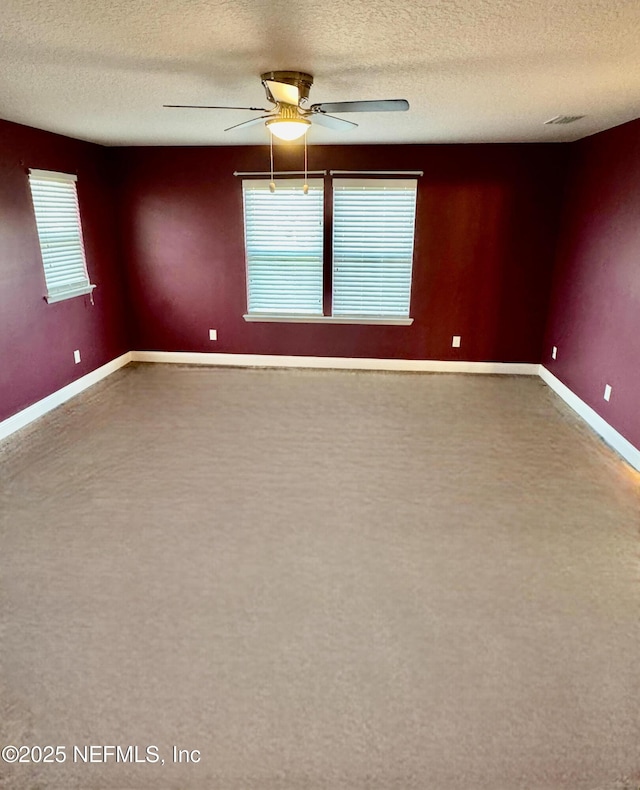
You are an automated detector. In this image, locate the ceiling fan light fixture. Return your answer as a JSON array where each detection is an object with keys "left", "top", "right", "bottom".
[
  {"left": 266, "top": 116, "right": 310, "bottom": 141},
  {"left": 164, "top": 71, "right": 409, "bottom": 139}
]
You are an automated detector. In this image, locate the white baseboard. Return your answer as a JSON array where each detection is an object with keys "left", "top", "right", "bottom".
[
  {"left": 0, "top": 352, "right": 132, "bottom": 444},
  {"left": 4, "top": 351, "right": 636, "bottom": 474},
  {"left": 0, "top": 350, "right": 538, "bottom": 445},
  {"left": 131, "top": 350, "right": 539, "bottom": 376},
  {"left": 539, "top": 366, "right": 640, "bottom": 471}
]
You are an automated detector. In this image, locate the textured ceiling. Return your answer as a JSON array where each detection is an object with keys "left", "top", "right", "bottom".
[{"left": 0, "top": 0, "right": 639, "bottom": 146}]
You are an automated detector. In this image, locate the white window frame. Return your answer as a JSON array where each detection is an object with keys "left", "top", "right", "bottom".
[
  {"left": 241, "top": 176, "right": 417, "bottom": 325},
  {"left": 28, "top": 169, "right": 95, "bottom": 304},
  {"left": 242, "top": 178, "right": 324, "bottom": 318}
]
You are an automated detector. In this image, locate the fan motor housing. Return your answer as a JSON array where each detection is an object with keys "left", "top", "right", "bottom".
[{"left": 261, "top": 71, "right": 314, "bottom": 104}]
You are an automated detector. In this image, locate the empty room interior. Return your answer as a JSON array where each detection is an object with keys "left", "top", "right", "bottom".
[{"left": 1, "top": 0, "right": 640, "bottom": 788}]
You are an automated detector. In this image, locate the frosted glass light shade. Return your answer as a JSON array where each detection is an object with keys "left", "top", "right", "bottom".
[{"left": 266, "top": 118, "right": 310, "bottom": 141}]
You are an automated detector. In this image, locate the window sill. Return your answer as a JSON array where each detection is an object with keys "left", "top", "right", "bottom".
[
  {"left": 243, "top": 314, "right": 413, "bottom": 326},
  {"left": 45, "top": 284, "right": 96, "bottom": 304}
]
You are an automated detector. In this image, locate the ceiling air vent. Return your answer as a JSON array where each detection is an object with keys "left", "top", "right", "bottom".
[{"left": 544, "top": 115, "right": 586, "bottom": 125}]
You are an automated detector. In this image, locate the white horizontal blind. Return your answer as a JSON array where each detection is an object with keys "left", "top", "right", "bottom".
[
  {"left": 243, "top": 179, "right": 324, "bottom": 315},
  {"left": 28, "top": 169, "right": 94, "bottom": 303},
  {"left": 332, "top": 178, "right": 417, "bottom": 317}
]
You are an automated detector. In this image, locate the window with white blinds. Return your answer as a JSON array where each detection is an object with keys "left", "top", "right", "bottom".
[
  {"left": 28, "top": 169, "right": 95, "bottom": 304},
  {"left": 243, "top": 179, "right": 324, "bottom": 315},
  {"left": 332, "top": 178, "right": 417, "bottom": 317}
]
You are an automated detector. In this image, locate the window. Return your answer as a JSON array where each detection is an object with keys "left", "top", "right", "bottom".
[
  {"left": 243, "top": 178, "right": 324, "bottom": 316},
  {"left": 332, "top": 179, "right": 417, "bottom": 318},
  {"left": 241, "top": 175, "right": 417, "bottom": 324},
  {"left": 28, "top": 169, "right": 95, "bottom": 304}
]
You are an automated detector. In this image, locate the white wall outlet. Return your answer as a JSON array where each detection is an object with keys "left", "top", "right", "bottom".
[
  {"left": 604, "top": 384, "right": 612, "bottom": 402},
  {"left": 552, "top": 345, "right": 557, "bottom": 360},
  {"left": 452, "top": 335, "right": 461, "bottom": 348},
  {"left": 73, "top": 349, "right": 81, "bottom": 364},
  {"left": 209, "top": 329, "right": 217, "bottom": 341}
]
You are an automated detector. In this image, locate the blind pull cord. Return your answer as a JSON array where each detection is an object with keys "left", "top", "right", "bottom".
[
  {"left": 303, "top": 135, "right": 309, "bottom": 195},
  {"left": 269, "top": 132, "right": 275, "bottom": 193}
]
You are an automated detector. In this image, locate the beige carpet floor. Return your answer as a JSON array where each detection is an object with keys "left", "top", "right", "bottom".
[{"left": 1, "top": 364, "right": 640, "bottom": 790}]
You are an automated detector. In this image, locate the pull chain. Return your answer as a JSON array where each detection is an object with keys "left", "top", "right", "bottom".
[
  {"left": 303, "top": 134, "right": 309, "bottom": 195},
  {"left": 269, "top": 132, "right": 275, "bottom": 193}
]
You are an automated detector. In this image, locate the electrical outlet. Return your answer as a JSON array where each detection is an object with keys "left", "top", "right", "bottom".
[
  {"left": 209, "top": 329, "right": 217, "bottom": 341},
  {"left": 552, "top": 346, "right": 557, "bottom": 360},
  {"left": 604, "top": 384, "right": 612, "bottom": 402},
  {"left": 73, "top": 349, "right": 81, "bottom": 364},
  {"left": 452, "top": 335, "right": 461, "bottom": 348}
]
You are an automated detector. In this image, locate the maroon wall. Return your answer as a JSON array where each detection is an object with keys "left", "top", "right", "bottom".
[
  {"left": 116, "top": 143, "right": 567, "bottom": 362},
  {"left": 0, "top": 120, "right": 129, "bottom": 423},
  {"left": 544, "top": 119, "right": 640, "bottom": 451}
]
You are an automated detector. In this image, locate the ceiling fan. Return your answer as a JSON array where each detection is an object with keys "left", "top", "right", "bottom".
[{"left": 164, "top": 71, "right": 409, "bottom": 140}]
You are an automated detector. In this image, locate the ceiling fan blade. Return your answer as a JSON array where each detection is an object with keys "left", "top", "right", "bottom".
[
  {"left": 265, "top": 80, "right": 300, "bottom": 106},
  {"left": 224, "top": 115, "right": 273, "bottom": 132},
  {"left": 310, "top": 113, "right": 358, "bottom": 131},
  {"left": 164, "top": 104, "right": 269, "bottom": 111},
  {"left": 311, "top": 99, "right": 410, "bottom": 114}
]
